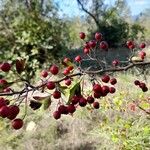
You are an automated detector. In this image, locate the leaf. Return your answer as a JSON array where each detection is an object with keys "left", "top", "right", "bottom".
[
  {"left": 67, "top": 81, "right": 81, "bottom": 104},
  {"left": 43, "top": 97, "right": 51, "bottom": 110},
  {"left": 16, "top": 58, "right": 26, "bottom": 74}
]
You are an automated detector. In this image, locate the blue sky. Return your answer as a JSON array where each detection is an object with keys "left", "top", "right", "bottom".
[{"left": 54, "top": 0, "right": 150, "bottom": 17}]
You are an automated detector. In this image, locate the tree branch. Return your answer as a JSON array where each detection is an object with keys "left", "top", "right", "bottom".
[
  {"left": 77, "top": 0, "right": 100, "bottom": 27},
  {"left": 1, "top": 61, "right": 150, "bottom": 97}
]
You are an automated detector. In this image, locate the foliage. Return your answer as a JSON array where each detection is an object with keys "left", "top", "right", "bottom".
[{"left": 0, "top": 0, "right": 70, "bottom": 80}]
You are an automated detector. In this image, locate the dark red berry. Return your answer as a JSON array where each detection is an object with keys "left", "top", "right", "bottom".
[
  {"left": 79, "top": 97, "right": 87, "bottom": 107},
  {"left": 0, "top": 62, "right": 11, "bottom": 72},
  {"left": 139, "top": 82, "right": 146, "bottom": 89},
  {"left": 101, "top": 75, "right": 110, "bottom": 83},
  {"left": 109, "top": 87, "right": 116, "bottom": 94},
  {"left": 0, "top": 106, "right": 10, "bottom": 118},
  {"left": 53, "top": 91, "right": 61, "bottom": 99},
  {"left": 102, "top": 86, "right": 109, "bottom": 95},
  {"left": 0, "top": 97, "right": 6, "bottom": 108},
  {"left": 110, "top": 78, "right": 117, "bottom": 85},
  {"left": 140, "top": 43, "right": 146, "bottom": 49},
  {"left": 134, "top": 80, "right": 140, "bottom": 86},
  {"left": 41, "top": 70, "right": 48, "bottom": 78},
  {"left": 53, "top": 111, "right": 61, "bottom": 119},
  {"left": 93, "top": 84, "right": 102, "bottom": 93},
  {"left": 7, "top": 105, "right": 20, "bottom": 120},
  {"left": 11, "top": 118, "right": 23, "bottom": 130},
  {"left": 79, "top": 32, "right": 86, "bottom": 39},
  {"left": 93, "top": 102, "right": 100, "bottom": 109},
  {"left": 67, "top": 105, "right": 76, "bottom": 113},
  {"left": 71, "top": 96, "right": 79, "bottom": 105},
  {"left": 89, "top": 40, "right": 96, "bottom": 48},
  {"left": 49, "top": 65, "right": 59, "bottom": 75},
  {"left": 87, "top": 96, "right": 95, "bottom": 104},
  {"left": 65, "top": 79, "right": 71, "bottom": 86},
  {"left": 58, "top": 105, "right": 68, "bottom": 114},
  {"left": 47, "top": 81, "right": 55, "bottom": 90},
  {"left": 94, "top": 92, "right": 101, "bottom": 98},
  {"left": 95, "top": 32, "right": 102, "bottom": 41},
  {"left": 142, "top": 86, "right": 148, "bottom": 92},
  {"left": 100, "top": 41, "right": 108, "bottom": 50}
]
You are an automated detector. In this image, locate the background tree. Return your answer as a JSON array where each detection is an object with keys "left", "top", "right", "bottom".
[
  {"left": 0, "top": 0, "right": 71, "bottom": 80},
  {"left": 76, "top": 0, "right": 145, "bottom": 47}
]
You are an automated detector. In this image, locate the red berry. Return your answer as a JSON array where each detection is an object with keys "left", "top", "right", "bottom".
[
  {"left": 79, "top": 32, "right": 86, "bottom": 39},
  {"left": 0, "top": 62, "right": 11, "bottom": 72},
  {"left": 134, "top": 80, "right": 140, "bottom": 86},
  {"left": 63, "top": 57, "right": 70, "bottom": 63},
  {"left": 7, "top": 105, "right": 20, "bottom": 120},
  {"left": 100, "top": 41, "right": 108, "bottom": 50},
  {"left": 65, "top": 79, "right": 71, "bottom": 86},
  {"left": 140, "top": 43, "right": 146, "bottom": 49},
  {"left": 89, "top": 40, "right": 96, "bottom": 48},
  {"left": 79, "top": 97, "right": 87, "bottom": 107},
  {"left": 126, "top": 40, "right": 135, "bottom": 49},
  {"left": 83, "top": 48, "right": 90, "bottom": 54},
  {"left": 11, "top": 118, "right": 23, "bottom": 130},
  {"left": 71, "top": 96, "right": 79, "bottom": 105},
  {"left": 101, "top": 75, "right": 110, "bottom": 83},
  {"left": 58, "top": 105, "right": 68, "bottom": 114},
  {"left": 95, "top": 32, "right": 102, "bottom": 41},
  {"left": 112, "top": 59, "right": 119, "bottom": 66},
  {"left": 102, "top": 85, "right": 110, "bottom": 95},
  {"left": 53, "top": 111, "right": 61, "bottom": 119},
  {"left": 87, "top": 96, "right": 95, "bottom": 104},
  {"left": 53, "top": 91, "right": 61, "bottom": 99},
  {"left": 93, "top": 101, "right": 99, "bottom": 109},
  {"left": 63, "top": 68, "right": 70, "bottom": 75},
  {"left": 67, "top": 66, "right": 74, "bottom": 71},
  {"left": 3, "top": 87, "right": 11, "bottom": 93},
  {"left": 67, "top": 105, "right": 76, "bottom": 113},
  {"left": 47, "top": 81, "right": 55, "bottom": 90},
  {"left": 142, "top": 86, "right": 148, "bottom": 92},
  {"left": 110, "top": 78, "right": 117, "bottom": 85},
  {"left": 109, "top": 87, "right": 116, "bottom": 94},
  {"left": 0, "top": 79, "right": 7, "bottom": 87},
  {"left": 139, "top": 82, "right": 146, "bottom": 89},
  {"left": 75, "top": 55, "right": 82, "bottom": 62},
  {"left": 49, "top": 65, "right": 59, "bottom": 75},
  {"left": 41, "top": 70, "right": 48, "bottom": 78},
  {"left": 94, "top": 92, "right": 101, "bottom": 98},
  {"left": 93, "top": 84, "right": 102, "bottom": 93},
  {"left": 139, "top": 51, "right": 146, "bottom": 59},
  {"left": 0, "top": 97, "right": 6, "bottom": 108},
  {"left": 0, "top": 106, "right": 10, "bottom": 118},
  {"left": 84, "top": 42, "right": 90, "bottom": 49}
]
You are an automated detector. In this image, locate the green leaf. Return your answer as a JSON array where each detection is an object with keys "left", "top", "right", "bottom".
[
  {"left": 43, "top": 97, "right": 51, "bottom": 110},
  {"left": 67, "top": 81, "right": 81, "bottom": 104}
]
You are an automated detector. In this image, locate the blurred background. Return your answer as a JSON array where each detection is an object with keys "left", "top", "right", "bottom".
[{"left": 0, "top": 0, "right": 150, "bottom": 150}]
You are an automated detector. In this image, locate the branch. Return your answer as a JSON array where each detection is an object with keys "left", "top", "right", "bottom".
[
  {"left": 77, "top": 0, "right": 100, "bottom": 27},
  {"left": 84, "top": 61, "right": 150, "bottom": 74},
  {"left": 1, "top": 61, "right": 150, "bottom": 97}
]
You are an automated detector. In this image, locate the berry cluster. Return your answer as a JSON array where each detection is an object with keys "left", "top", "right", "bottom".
[
  {"left": 134, "top": 80, "right": 148, "bottom": 92},
  {"left": 0, "top": 31, "right": 149, "bottom": 129},
  {"left": 0, "top": 97, "right": 23, "bottom": 130}
]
